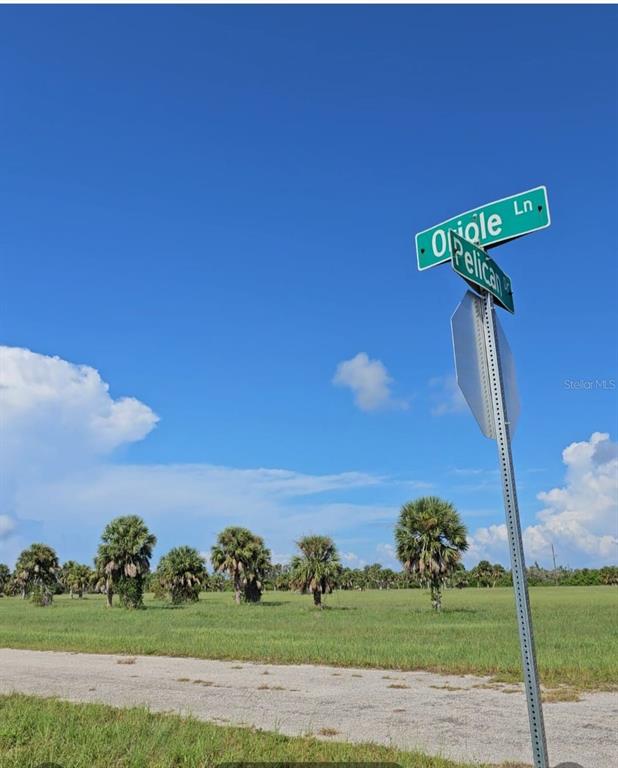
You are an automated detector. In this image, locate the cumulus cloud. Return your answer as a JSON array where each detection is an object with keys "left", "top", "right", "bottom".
[
  {"left": 526, "top": 432, "right": 618, "bottom": 561},
  {"left": 0, "top": 346, "right": 158, "bottom": 468},
  {"left": 466, "top": 433, "right": 618, "bottom": 567},
  {"left": 333, "top": 352, "right": 406, "bottom": 412},
  {"left": 0, "top": 345, "right": 397, "bottom": 567},
  {"left": 4, "top": 346, "right": 613, "bottom": 573},
  {"left": 0, "top": 346, "right": 159, "bottom": 563},
  {"left": 466, "top": 524, "right": 508, "bottom": 563}
]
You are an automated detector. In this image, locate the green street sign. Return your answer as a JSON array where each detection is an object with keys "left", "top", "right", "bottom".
[
  {"left": 416, "top": 186, "right": 550, "bottom": 271},
  {"left": 450, "top": 230, "right": 514, "bottom": 314}
]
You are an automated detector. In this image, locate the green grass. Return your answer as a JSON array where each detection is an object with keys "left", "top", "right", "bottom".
[
  {"left": 0, "top": 693, "right": 507, "bottom": 768},
  {"left": 1, "top": 587, "right": 616, "bottom": 690}
]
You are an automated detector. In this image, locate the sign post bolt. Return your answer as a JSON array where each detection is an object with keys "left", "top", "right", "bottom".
[{"left": 481, "top": 289, "right": 549, "bottom": 768}]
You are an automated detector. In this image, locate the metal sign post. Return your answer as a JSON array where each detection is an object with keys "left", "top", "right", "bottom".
[
  {"left": 480, "top": 289, "right": 549, "bottom": 768},
  {"left": 416, "top": 187, "right": 552, "bottom": 767}
]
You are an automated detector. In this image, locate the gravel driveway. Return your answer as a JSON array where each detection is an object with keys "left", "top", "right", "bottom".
[{"left": 0, "top": 648, "right": 614, "bottom": 766}]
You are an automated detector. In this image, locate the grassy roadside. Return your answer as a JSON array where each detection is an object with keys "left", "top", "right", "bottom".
[
  {"left": 0, "top": 693, "right": 516, "bottom": 768},
  {"left": 1, "top": 587, "right": 616, "bottom": 690}
]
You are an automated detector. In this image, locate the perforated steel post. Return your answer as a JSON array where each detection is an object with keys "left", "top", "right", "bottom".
[{"left": 481, "top": 290, "right": 549, "bottom": 768}]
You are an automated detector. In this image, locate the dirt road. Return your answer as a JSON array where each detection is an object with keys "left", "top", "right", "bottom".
[{"left": 0, "top": 648, "right": 613, "bottom": 766}]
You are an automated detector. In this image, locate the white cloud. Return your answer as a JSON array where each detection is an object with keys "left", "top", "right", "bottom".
[
  {"left": 0, "top": 346, "right": 158, "bottom": 471},
  {"left": 341, "top": 551, "right": 365, "bottom": 567},
  {"left": 400, "top": 479, "right": 435, "bottom": 490},
  {"left": 429, "top": 375, "right": 467, "bottom": 416},
  {"left": 10, "top": 464, "right": 392, "bottom": 568},
  {"left": 271, "top": 552, "right": 293, "bottom": 565},
  {"left": 0, "top": 346, "right": 159, "bottom": 565},
  {"left": 5, "top": 346, "right": 613, "bottom": 573},
  {"left": 198, "top": 551, "right": 210, "bottom": 566},
  {"left": 0, "top": 515, "right": 16, "bottom": 539},
  {"left": 376, "top": 542, "right": 398, "bottom": 566},
  {"left": 0, "top": 346, "right": 398, "bottom": 568},
  {"left": 466, "top": 433, "right": 618, "bottom": 567},
  {"left": 466, "top": 524, "right": 508, "bottom": 565},
  {"left": 0, "top": 515, "right": 22, "bottom": 568},
  {"left": 17, "top": 464, "right": 385, "bottom": 525},
  {"left": 526, "top": 432, "right": 618, "bottom": 562},
  {"left": 333, "top": 353, "right": 406, "bottom": 412}
]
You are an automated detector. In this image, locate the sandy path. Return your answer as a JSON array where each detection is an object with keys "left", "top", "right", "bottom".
[{"left": 0, "top": 648, "right": 614, "bottom": 766}]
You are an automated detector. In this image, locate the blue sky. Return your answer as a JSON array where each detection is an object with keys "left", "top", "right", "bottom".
[{"left": 1, "top": 5, "right": 617, "bottom": 571}]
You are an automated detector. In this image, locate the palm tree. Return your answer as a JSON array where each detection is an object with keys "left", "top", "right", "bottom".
[
  {"left": 242, "top": 538, "right": 271, "bottom": 603},
  {"left": 154, "top": 546, "right": 207, "bottom": 604},
  {"left": 473, "top": 559, "right": 494, "bottom": 588},
  {"left": 94, "top": 542, "right": 116, "bottom": 607},
  {"left": 381, "top": 567, "right": 397, "bottom": 589},
  {"left": 14, "top": 543, "right": 60, "bottom": 605},
  {"left": 0, "top": 563, "right": 11, "bottom": 596},
  {"left": 449, "top": 561, "right": 468, "bottom": 589},
  {"left": 395, "top": 496, "right": 468, "bottom": 612},
  {"left": 489, "top": 562, "right": 507, "bottom": 588},
  {"left": 208, "top": 573, "right": 227, "bottom": 592},
  {"left": 265, "top": 562, "right": 291, "bottom": 591},
  {"left": 61, "top": 561, "right": 92, "bottom": 598},
  {"left": 211, "top": 527, "right": 271, "bottom": 604},
  {"left": 599, "top": 565, "right": 618, "bottom": 585},
  {"left": 95, "top": 516, "right": 156, "bottom": 609},
  {"left": 290, "top": 535, "right": 341, "bottom": 608}
]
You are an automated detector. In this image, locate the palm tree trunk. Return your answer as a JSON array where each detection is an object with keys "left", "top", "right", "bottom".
[
  {"left": 313, "top": 588, "right": 322, "bottom": 608},
  {"left": 430, "top": 579, "right": 442, "bottom": 612},
  {"left": 106, "top": 581, "right": 113, "bottom": 608},
  {"left": 234, "top": 575, "right": 242, "bottom": 605}
]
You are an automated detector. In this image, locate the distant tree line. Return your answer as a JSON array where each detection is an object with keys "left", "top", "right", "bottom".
[{"left": 0, "top": 497, "right": 615, "bottom": 611}]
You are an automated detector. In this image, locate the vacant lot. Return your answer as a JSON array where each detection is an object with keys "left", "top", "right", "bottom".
[
  {"left": 3, "top": 648, "right": 614, "bottom": 765},
  {"left": 0, "top": 693, "right": 479, "bottom": 768},
  {"left": 1, "top": 587, "right": 616, "bottom": 689}
]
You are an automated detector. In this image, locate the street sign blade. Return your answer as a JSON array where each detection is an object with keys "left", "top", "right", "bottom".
[
  {"left": 450, "top": 231, "right": 515, "bottom": 314},
  {"left": 451, "top": 291, "right": 495, "bottom": 439},
  {"left": 416, "top": 185, "right": 550, "bottom": 270}
]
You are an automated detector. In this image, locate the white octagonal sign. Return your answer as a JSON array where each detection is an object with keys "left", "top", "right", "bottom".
[{"left": 451, "top": 291, "right": 519, "bottom": 439}]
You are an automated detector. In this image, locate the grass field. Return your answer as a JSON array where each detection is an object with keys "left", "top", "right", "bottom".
[
  {"left": 0, "top": 693, "right": 516, "bottom": 768},
  {"left": 1, "top": 587, "right": 616, "bottom": 690}
]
